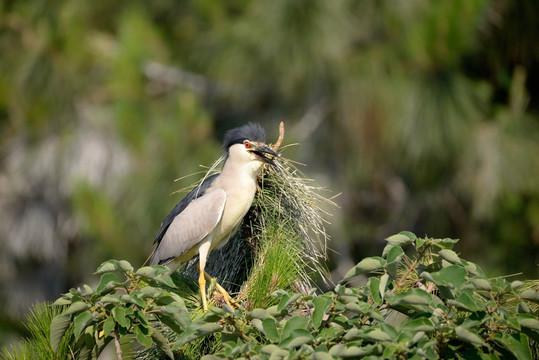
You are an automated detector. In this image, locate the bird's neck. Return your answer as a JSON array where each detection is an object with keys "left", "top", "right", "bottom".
[{"left": 221, "top": 159, "right": 263, "bottom": 183}]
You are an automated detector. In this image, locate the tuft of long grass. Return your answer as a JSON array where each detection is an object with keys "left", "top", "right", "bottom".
[
  {"left": 240, "top": 219, "right": 304, "bottom": 309},
  {"left": 257, "top": 150, "right": 334, "bottom": 285},
  {"left": 0, "top": 302, "right": 70, "bottom": 360}
]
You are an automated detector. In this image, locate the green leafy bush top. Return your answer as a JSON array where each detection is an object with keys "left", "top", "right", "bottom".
[{"left": 39, "top": 232, "right": 539, "bottom": 359}]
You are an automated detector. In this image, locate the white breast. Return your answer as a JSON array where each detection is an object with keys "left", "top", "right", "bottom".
[{"left": 208, "top": 171, "right": 258, "bottom": 249}]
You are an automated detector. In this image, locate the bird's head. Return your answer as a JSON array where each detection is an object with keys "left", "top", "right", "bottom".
[{"left": 223, "top": 123, "right": 278, "bottom": 170}]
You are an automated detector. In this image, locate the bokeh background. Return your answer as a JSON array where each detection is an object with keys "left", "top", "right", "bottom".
[{"left": 1, "top": 0, "right": 538, "bottom": 346}]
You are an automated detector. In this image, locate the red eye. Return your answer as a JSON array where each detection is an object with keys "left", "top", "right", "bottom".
[{"left": 244, "top": 141, "right": 251, "bottom": 149}]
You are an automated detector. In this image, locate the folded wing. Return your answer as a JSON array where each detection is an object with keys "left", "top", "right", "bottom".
[{"left": 149, "top": 188, "right": 226, "bottom": 265}]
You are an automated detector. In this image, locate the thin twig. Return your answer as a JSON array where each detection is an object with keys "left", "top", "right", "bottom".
[
  {"left": 272, "top": 121, "right": 285, "bottom": 152},
  {"left": 114, "top": 327, "right": 123, "bottom": 360}
]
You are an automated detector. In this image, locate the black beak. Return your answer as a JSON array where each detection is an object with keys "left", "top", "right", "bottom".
[{"left": 250, "top": 145, "right": 279, "bottom": 166}]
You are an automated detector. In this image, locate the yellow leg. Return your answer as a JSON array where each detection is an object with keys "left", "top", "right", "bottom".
[
  {"left": 203, "top": 271, "right": 239, "bottom": 308},
  {"left": 198, "top": 266, "right": 208, "bottom": 312}
]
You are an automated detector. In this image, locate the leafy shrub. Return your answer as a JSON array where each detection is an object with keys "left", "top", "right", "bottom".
[{"left": 4, "top": 232, "right": 538, "bottom": 359}]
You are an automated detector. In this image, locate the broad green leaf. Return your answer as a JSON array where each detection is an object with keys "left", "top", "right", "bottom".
[
  {"left": 112, "top": 307, "right": 130, "bottom": 328},
  {"left": 518, "top": 314, "right": 539, "bottom": 331},
  {"left": 102, "top": 317, "right": 115, "bottom": 338},
  {"left": 249, "top": 308, "right": 272, "bottom": 320},
  {"left": 455, "top": 326, "right": 485, "bottom": 346},
  {"left": 100, "top": 295, "right": 120, "bottom": 305},
  {"left": 312, "top": 296, "right": 331, "bottom": 329},
  {"left": 260, "top": 344, "right": 281, "bottom": 355},
  {"left": 134, "top": 324, "right": 153, "bottom": 348},
  {"left": 517, "top": 301, "right": 532, "bottom": 314},
  {"left": 251, "top": 319, "right": 264, "bottom": 333},
  {"left": 415, "top": 237, "right": 427, "bottom": 249},
  {"left": 150, "top": 326, "right": 174, "bottom": 359},
  {"left": 74, "top": 311, "right": 94, "bottom": 339},
  {"left": 427, "top": 265, "right": 467, "bottom": 289},
  {"left": 330, "top": 343, "right": 382, "bottom": 358},
  {"left": 411, "top": 331, "right": 427, "bottom": 345},
  {"left": 119, "top": 293, "right": 146, "bottom": 308},
  {"left": 344, "top": 302, "right": 369, "bottom": 314},
  {"left": 470, "top": 278, "right": 492, "bottom": 291},
  {"left": 275, "top": 293, "right": 290, "bottom": 312},
  {"left": 286, "top": 335, "right": 313, "bottom": 348},
  {"left": 520, "top": 289, "right": 539, "bottom": 303},
  {"left": 262, "top": 318, "right": 280, "bottom": 342},
  {"left": 438, "top": 249, "right": 461, "bottom": 265},
  {"left": 96, "top": 273, "right": 119, "bottom": 294},
  {"left": 134, "top": 310, "right": 149, "bottom": 327},
  {"left": 384, "top": 246, "right": 404, "bottom": 279},
  {"left": 172, "top": 322, "right": 221, "bottom": 349},
  {"left": 136, "top": 266, "right": 175, "bottom": 287},
  {"left": 343, "top": 328, "right": 362, "bottom": 341},
  {"left": 369, "top": 277, "right": 382, "bottom": 306},
  {"left": 401, "top": 317, "right": 435, "bottom": 332},
  {"left": 510, "top": 280, "right": 524, "bottom": 290},
  {"left": 195, "top": 323, "right": 221, "bottom": 336},
  {"left": 361, "top": 328, "right": 393, "bottom": 342},
  {"left": 52, "top": 296, "right": 72, "bottom": 306},
  {"left": 342, "top": 257, "right": 386, "bottom": 281},
  {"left": 280, "top": 329, "right": 313, "bottom": 348},
  {"left": 50, "top": 315, "right": 70, "bottom": 353},
  {"left": 158, "top": 304, "right": 191, "bottom": 328},
  {"left": 382, "top": 244, "right": 396, "bottom": 258},
  {"left": 367, "top": 309, "right": 385, "bottom": 322},
  {"left": 388, "top": 289, "right": 433, "bottom": 306},
  {"left": 385, "top": 232, "right": 415, "bottom": 246},
  {"left": 433, "top": 238, "right": 459, "bottom": 249},
  {"left": 461, "top": 260, "right": 487, "bottom": 278},
  {"left": 157, "top": 312, "right": 184, "bottom": 334},
  {"left": 447, "top": 290, "right": 482, "bottom": 312},
  {"left": 139, "top": 286, "right": 164, "bottom": 299},
  {"left": 380, "top": 323, "right": 398, "bottom": 340},
  {"left": 494, "top": 333, "right": 533, "bottom": 360},
  {"left": 282, "top": 316, "right": 310, "bottom": 340},
  {"left": 95, "top": 259, "right": 133, "bottom": 274},
  {"left": 82, "top": 284, "right": 94, "bottom": 296},
  {"left": 63, "top": 301, "right": 90, "bottom": 316}
]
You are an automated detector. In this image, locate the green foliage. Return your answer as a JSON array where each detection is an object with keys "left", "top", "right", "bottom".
[
  {"left": 0, "top": 302, "right": 72, "bottom": 360},
  {"left": 46, "top": 261, "right": 204, "bottom": 359},
  {"left": 8, "top": 232, "right": 533, "bottom": 359}
]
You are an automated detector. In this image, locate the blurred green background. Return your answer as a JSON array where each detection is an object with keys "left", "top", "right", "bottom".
[{"left": 1, "top": 0, "right": 538, "bottom": 346}]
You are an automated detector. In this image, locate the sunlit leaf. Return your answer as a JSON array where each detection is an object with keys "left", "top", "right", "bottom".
[
  {"left": 385, "top": 232, "right": 415, "bottom": 246},
  {"left": 62, "top": 301, "right": 90, "bottom": 316},
  {"left": 342, "top": 257, "right": 386, "bottom": 281},
  {"left": 95, "top": 260, "right": 133, "bottom": 274}
]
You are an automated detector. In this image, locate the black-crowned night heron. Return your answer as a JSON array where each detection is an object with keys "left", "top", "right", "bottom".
[{"left": 149, "top": 123, "right": 278, "bottom": 311}]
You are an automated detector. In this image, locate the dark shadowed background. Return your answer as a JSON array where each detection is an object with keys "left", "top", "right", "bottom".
[{"left": 1, "top": 0, "right": 538, "bottom": 346}]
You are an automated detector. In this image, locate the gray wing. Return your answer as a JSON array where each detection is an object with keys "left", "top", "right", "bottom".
[
  {"left": 149, "top": 188, "right": 226, "bottom": 265},
  {"left": 152, "top": 174, "right": 218, "bottom": 246}
]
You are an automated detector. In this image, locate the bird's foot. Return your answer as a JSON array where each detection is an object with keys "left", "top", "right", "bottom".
[{"left": 204, "top": 271, "right": 240, "bottom": 309}]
